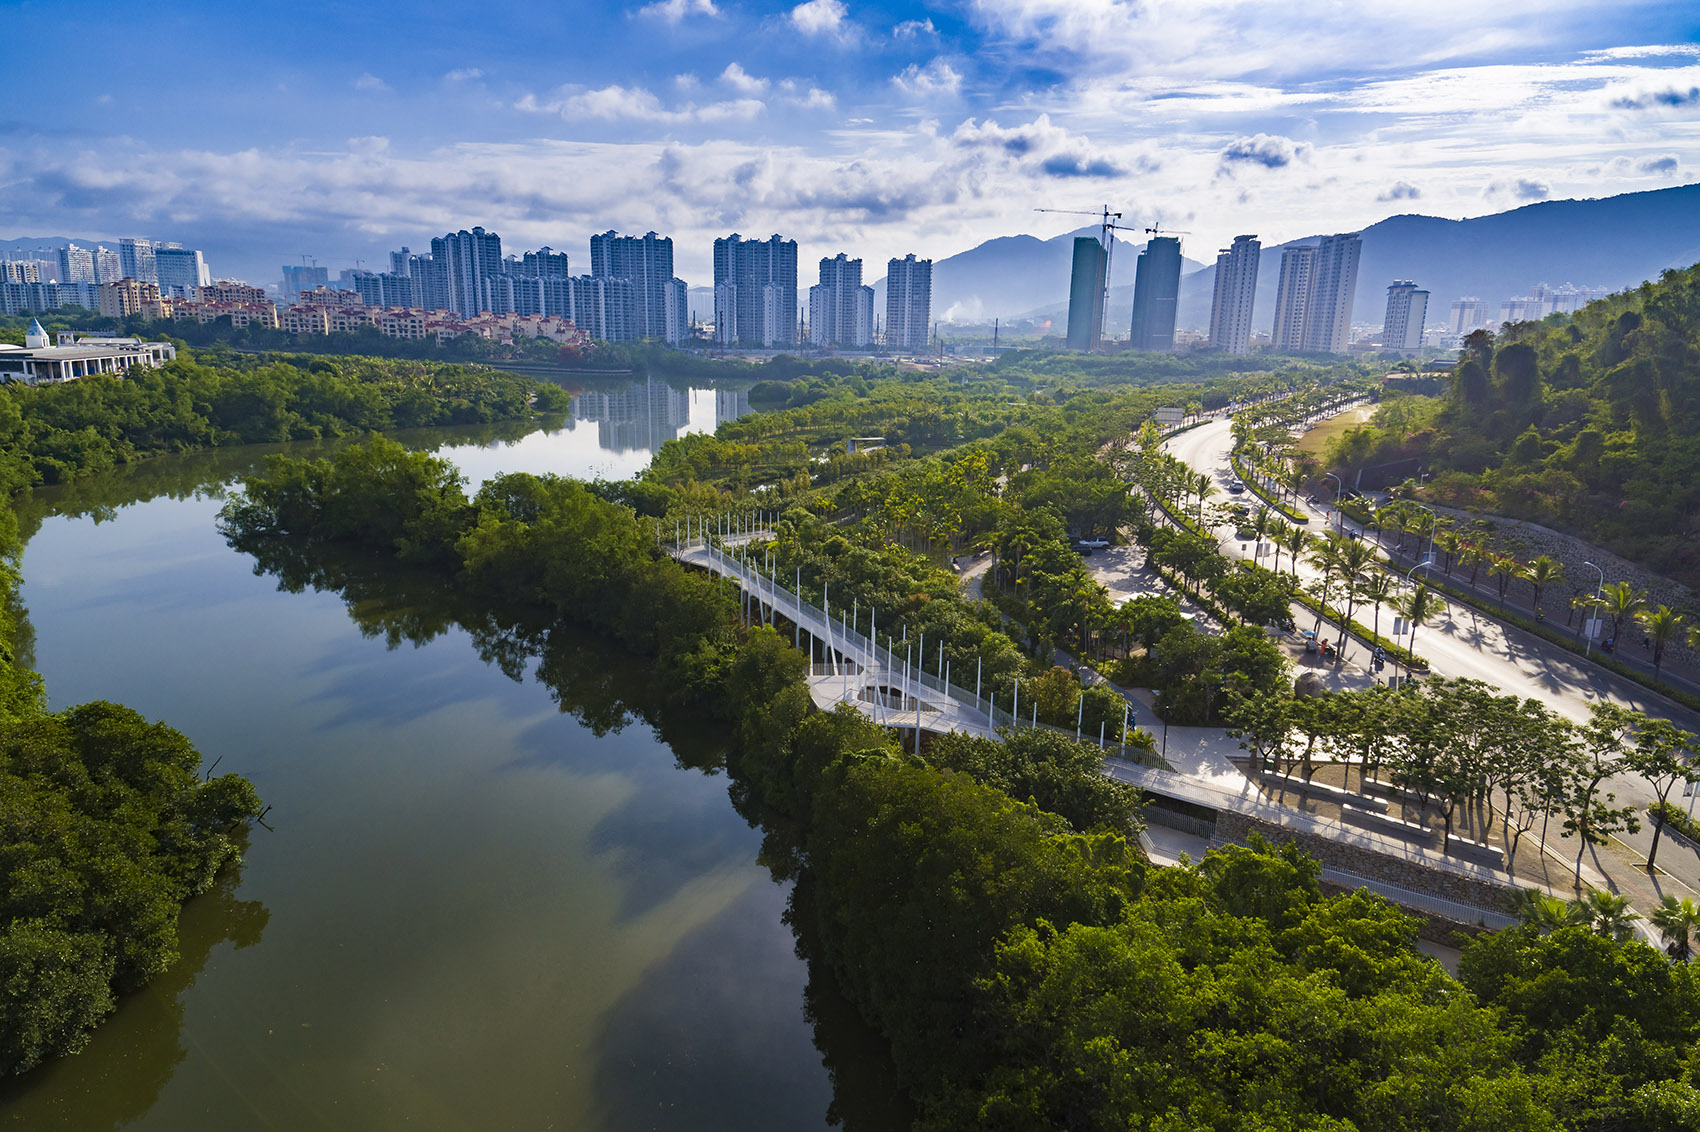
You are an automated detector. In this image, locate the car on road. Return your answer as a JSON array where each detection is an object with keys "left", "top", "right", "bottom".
[
  {"left": 1228, "top": 480, "right": 1245, "bottom": 494},
  {"left": 1078, "top": 537, "right": 1110, "bottom": 548}
]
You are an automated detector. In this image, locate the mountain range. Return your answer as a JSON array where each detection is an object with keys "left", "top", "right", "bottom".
[
  {"left": 689, "top": 226, "right": 1206, "bottom": 330},
  {"left": 16, "top": 182, "right": 1700, "bottom": 338},
  {"left": 929, "top": 183, "right": 1700, "bottom": 334}
]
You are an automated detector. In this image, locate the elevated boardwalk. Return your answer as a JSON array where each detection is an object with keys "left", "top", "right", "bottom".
[
  {"left": 668, "top": 530, "right": 1540, "bottom": 926},
  {"left": 674, "top": 536, "right": 1138, "bottom": 750}
]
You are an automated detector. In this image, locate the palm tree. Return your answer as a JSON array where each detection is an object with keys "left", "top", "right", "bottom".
[
  {"left": 1651, "top": 894, "right": 1700, "bottom": 961},
  {"left": 1267, "top": 518, "right": 1293, "bottom": 574},
  {"left": 1332, "top": 537, "right": 1380, "bottom": 654},
  {"left": 1372, "top": 505, "right": 1398, "bottom": 552},
  {"left": 1598, "top": 580, "right": 1648, "bottom": 646},
  {"left": 1251, "top": 505, "right": 1274, "bottom": 553},
  {"left": 1397, "top": 584, "right": 1443, "bottom": 681},
  {"left": 1638, "top": 605, "right": 1686, "bottom": 681},
  {"left": 1195, "top": 473, "right": 1216, "bottom": 524},
  {"left": 1571, "top": 592, "right": 1599, "bottom": 638},
  {"left": 1281, "top": 525, "right": 1309, "bottom": 581},
  {"left": 1357, "top": 571, "right": 1398, "bottom": 642},
  {"left": 1434, "top": 528, "right": 1462, "bottom": 576},
  {"left": 1509, "top": 888, "right": 1572, "bottom": 933},
  {"left": 1526, "top": 555, "right": 1566, "bottom": 617},
  {"left": 1461, "top": 542, "right": 1491, "bottom": 587},
  {"left": 1488, "top": 553, "right": 1529, "bottom": 611},
  {"left": 1307, "top": 538, "right": 1343, "bottom": 634},
  {"left": 1567, "top": 891, "right": 1639, "bottom": 943}
]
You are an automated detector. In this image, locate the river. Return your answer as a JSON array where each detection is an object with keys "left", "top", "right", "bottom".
[{"left": 0, "top": 379, "right": 905, "bottom": 1130}]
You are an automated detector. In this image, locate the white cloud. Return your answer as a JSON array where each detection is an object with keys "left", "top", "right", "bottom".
[
  {"left": 517, "top": 84, "right": 764, "bottom": 124},
  {"left": 721, "top": 63, "right": 769, "bottom": 95},
  {"left": 635, "top": 0, "right": 720, "bottom": 22},
  {"left": 1610, "top": 84, "right": 1700, "bottom": 110},
  {"left": 790, "top": 0, "right": 847, "bottom": 38},
  {"left": 963, "top": 0, "right": 1634, "bottom": 82},
  {"left": 1217, "top": 133, "right": 1311, "bottom": 173},
  {"left": 893, "top": 58, "right": 962, "bottom": 97},
  {"left": 444, "top": 68, "right": 484, "bottom": 82},
  {"left": 353, "top": 73, "right": 390, "bottom": 92},
  {"left": 20, "top": 3, "right": 1700, "bottom": 296},
  {"left": 952, "top": 114, "right": 1139, "bottom": 178},
  {"left": 1579, "top": 44, "right": 1700, "bottom": 62}
]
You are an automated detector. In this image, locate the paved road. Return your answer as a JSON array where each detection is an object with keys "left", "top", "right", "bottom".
[{"left": 1162, "top": 416, "right": 1700, "bottom": 921}]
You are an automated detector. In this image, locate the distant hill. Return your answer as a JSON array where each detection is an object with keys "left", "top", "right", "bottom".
[
  {"left": 1173, "top": 182, "right": 1700, "bottom": 332},
  {"left": 0, "top": 236, "right": 91, "bottom": 276}
]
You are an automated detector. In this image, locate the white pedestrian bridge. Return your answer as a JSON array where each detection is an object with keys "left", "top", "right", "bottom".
[
  {"left": 671, "top": 532, "right": 1151, "bottom": 757},
  {"left": 666, "top": 525, "right": 1534, "bottom": 927}
]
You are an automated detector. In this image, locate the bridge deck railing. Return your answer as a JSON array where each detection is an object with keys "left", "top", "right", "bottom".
[{"left": 683, "top": 539, "right": 1153, "bottom": 755}]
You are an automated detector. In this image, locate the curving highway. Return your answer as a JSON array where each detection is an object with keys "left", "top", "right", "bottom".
[{"left": 1162, "top": 415, "right": 1700, "bottom": 912}]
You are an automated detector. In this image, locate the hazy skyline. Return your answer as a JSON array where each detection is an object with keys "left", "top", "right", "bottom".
[{"left": 5, "top": 1, "right": 1698, "bottom": 295}]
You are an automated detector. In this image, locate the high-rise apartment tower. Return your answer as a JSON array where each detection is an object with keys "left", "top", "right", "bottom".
[
  {"left": 591, "top": 231, "right": 686, "bottom": 343},
  {"left": 808, "top": 254, "right": 874, "bottom": 348},
  {"left": 1381, "top": 281, "right": 1429, "bottom": 353},
  {"left": 430, "top": 227, "right": 503, "bottom": 318},
  {"left": 1269, "top": 233, "right": 1361, "bottom": 354},
  {"left": 1129, "top": 236, "right": 1182, "bottom": 351},
  {"left": 712, "top": 234, "right": 798, "bottom": 348},
  {"left": 884, "top": 254, "right": 932, "bottom": 352},
  {"left": 1207, "top": 235, "right": 1261, "bottom": 354},
  {"left": 1065, "top": 237, "right": 1107, "bottom": 351}
]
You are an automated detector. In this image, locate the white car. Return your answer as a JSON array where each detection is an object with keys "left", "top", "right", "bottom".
[{"left": 1078, "top": 538, "right": 1110, "bottom": 549}]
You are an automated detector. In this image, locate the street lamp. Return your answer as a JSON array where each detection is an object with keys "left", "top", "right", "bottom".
[
  {"left": 1582, "top": 560, "right": 1605, "bottom": 657},
  {"left": 1324, "top": 472, "right": 1343, "bottom": 531}
]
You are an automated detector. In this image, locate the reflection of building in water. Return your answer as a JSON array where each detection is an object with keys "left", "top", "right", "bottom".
[
  {"left": 715, "top": 388, "right": 751, "bottom": 427},
  {"left": 572, "top": 377, "right": 692, "bottom": 453}
]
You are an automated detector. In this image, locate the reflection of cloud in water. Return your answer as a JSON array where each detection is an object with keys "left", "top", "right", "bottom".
[
  {"left": 57, "top": 545, "right": 262, "bottom": 615},
  {"left": 298, "top": 632, "right": 527, "bottom": 731},
  {"left": 505, "top": 711, "right": 758, "bottom": 923},
  {"left": 591, "top": 879, "right": 831, "bottom": 1132}
]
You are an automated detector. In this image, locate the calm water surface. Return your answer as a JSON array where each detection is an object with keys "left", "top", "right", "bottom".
[{"left": 0, "top": 381, "right": 894, "bottom": 1129}]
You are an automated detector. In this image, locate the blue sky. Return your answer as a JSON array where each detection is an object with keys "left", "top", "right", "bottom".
[{"left": 5, "top": 0, "right": 1698, "bottom": 303}]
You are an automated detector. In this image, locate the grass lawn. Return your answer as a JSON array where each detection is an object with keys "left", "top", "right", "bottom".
[{"left": 1293, "top": 405, "right": 1375, "bottom": 456}]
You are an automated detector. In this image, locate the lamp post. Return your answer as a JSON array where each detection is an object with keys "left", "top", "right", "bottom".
[
  {"left": 1582, "top": 560, "right": 1604, "bottom": 657},
  {"left": 1324, "top": 472, "right": 1343, "bottom": 531}
]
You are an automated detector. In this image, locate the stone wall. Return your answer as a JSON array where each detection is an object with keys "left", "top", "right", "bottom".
[
  {"left": 1429, "top": 502, "right": 1700, "bottom": 669},
  {"left": 1217, "top": 810, "right": 1519, "bottom": 917}
]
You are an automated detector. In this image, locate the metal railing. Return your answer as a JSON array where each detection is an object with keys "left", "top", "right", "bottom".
[{"left": 675, "top": 534, "right": 1150, "bottom": 754}]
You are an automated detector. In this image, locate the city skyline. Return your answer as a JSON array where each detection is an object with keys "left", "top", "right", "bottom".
[{"left": 3, "top": 2, "right": 1696, "bottom": 291}]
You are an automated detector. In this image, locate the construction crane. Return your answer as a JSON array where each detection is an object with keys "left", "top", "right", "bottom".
[
  {"left": 1035, "top": 206, "right": 1139, "bottom": 350},
  {"left": 1144, "top": 225, "right": 1192, "bottom": 238}
]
